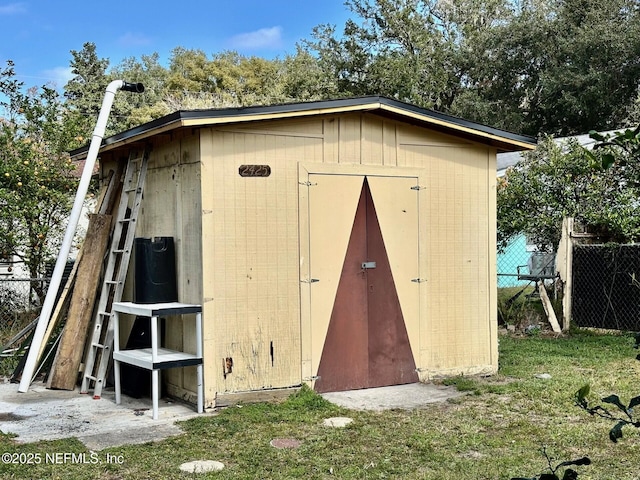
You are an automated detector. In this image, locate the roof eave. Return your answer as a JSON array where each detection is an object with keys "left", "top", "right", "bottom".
[
  {"left": 69, "top": 96, "right": 536, "bottom": 159},
  {"left": 376, "top": 102, "right": 536, "bottom": 152}
]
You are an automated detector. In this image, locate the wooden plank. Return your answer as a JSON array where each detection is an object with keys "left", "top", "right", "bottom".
[
  {"left": 538, "top": 280, "right": 562, "bottom": 333},
  {"left": 214, "top": 387, "right": 300, "bottom": 408},
  {"left": 36, "top": 169, "right": 120, "bottom": 364},
  {"left": 37, "top": 262, "right": 76, "bottom": 362},
  {"left": 46, "top": 213, "right": 112, "bottom": 390},
  {"left": 0, "top": 317, "right": 38, "bottom": 355},
  {"left": 98, "top": 167, "right": 122, "bottom": 216},
  {"left": 561, "top": 217, "right": 574, "bottom": 331}
]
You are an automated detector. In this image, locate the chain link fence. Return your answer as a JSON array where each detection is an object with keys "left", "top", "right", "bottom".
[
  {"left": 499, "top": 229, "right": 640, "bottom": 332},
  {"left": 0, "top": 277, "right": 48, "bottom": 376},
  {"left": 497, "top": 235, "right": 559, "bottom": 329},
  {"left": 0, "top": 277, "right": 46, "bottom": 330},
  {"left": 0, "top": 260, "right": 73, "bottom": 342},
  {"left": 572, "top": 244, "right": 640, "bottom": 331}
]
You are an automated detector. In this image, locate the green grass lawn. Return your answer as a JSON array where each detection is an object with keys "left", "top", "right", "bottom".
[{"left": 2, "top": 331, "right": 640, "bottom": 479}]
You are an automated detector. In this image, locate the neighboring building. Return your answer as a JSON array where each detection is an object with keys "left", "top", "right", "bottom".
[
  {"left": 71, "top": 96, "right": 535, "bottom": 407},
  {"left": 0, "top": 201, "right": 95, "bottom": 280},
  {"left": 496, "top": 131, "right": 617, "bottom": 288}
]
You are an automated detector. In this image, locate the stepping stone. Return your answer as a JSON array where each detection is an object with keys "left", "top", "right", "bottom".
[
  {"left": 270, "top": 438, "right": 302, "bottom": 449},
  {"left": 179, "top": 460, "right": 225, "bottom": 473},
  {"left": 323, "top": 417, "right": 353, "bottom": 427}
]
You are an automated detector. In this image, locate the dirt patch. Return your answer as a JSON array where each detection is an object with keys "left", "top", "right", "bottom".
[
  {"left": 270, "top": 438, "right": 302, "bottom": 449},
  {"left": 0, "top": 412, "right": 25, "bottom": 421}
]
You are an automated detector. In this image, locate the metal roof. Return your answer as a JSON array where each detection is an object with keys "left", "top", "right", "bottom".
[{"left": 70, "top": 96, "right": 537, "bottom": 159}]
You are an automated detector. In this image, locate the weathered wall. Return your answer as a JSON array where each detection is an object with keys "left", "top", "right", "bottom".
[
  {"left": 400, "top": 142, "right": 497, "bottom": 378},
  {"left": 199, "top": 120, "right": 322, "bottom": 401},
  {"left": 100, "top": 112, "right": 497, "bottom": 406},
  {"left": 101, "top": 131, "right": 203, "bottom": 404},
  {"left": 139, "top": 133, "right": 203, "bottom": 404},
  {"left": 199, "top": 113, "right": 497, "bottom": 403}
]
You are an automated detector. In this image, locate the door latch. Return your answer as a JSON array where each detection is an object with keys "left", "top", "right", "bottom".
[{"left": 361, "top": 262, "right": 376, "bottom": 269}]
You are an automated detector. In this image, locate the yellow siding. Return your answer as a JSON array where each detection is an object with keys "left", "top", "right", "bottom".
[
  {"left": 103, "top": 112, "right": 498, "bottom": 406},
  {"left": 339, "top": 115, "right": 362, "bottom": 164},
  {"left": 400, "top": 143, "right": 496, "bottom": 377},
  {"left": 133, "top": 135, "right": 203, "bottom": 404},
  {"left": 198, "top": 113, "right": 497, "bottom": 401},
  {"left": 382, "top": 121, "right": 398, "bottom": 166},
  {"left": 312, "top": 115, "right": 495, "bottom": 380},
  {"left": 200, "top": 127, "right": 322, "bottom": 398}
]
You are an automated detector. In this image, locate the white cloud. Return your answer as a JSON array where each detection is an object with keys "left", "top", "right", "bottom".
[
  {"left": 118, "top": 32, "right": 152, "bottom": 47},
  {"left": 229, "top": 26, "right": 283, "bottom": 50},
  {"left": 0, "top": 2, "right": 26, "bottom": 14},
  {"left": 41, "top": 67, "right": 74, "bottom": 89}
]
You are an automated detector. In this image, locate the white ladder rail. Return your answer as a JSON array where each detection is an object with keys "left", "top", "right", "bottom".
[{"left": 80, "top": 148, "right": 149, "bottom": 398}]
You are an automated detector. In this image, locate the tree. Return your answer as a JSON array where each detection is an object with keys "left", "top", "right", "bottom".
[
  {"left": 47, "top": 1, "right": 640, "bottom": 140},
  {"left": 163, "top": 48, "right": 299, "bottom": 109},
  {"left": 0, "top": 62, "right": 77, "bottom": 301},
  {"left": 455, "top": 0, "right": 640, "bottom": 136},
  {"left": 302, "top": 0, "right": 640, "bottom": 137},
  {"left": 497, "top": 134, "right": 640, "bottom": 252},
  {"left": 303, "top": 0, "right": 462, "bottom": 109},
  {"left": 111, "top": 53, "right": 170, "bottom": 127},
  {"left": 281, "top": 47, "right": 340, "bottom": 101},
  {"left": 63, "top": 42, "right": 113, "bottom": 144}
]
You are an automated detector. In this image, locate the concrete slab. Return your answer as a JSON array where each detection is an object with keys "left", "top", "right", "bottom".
[
  {"left": 0, "top": 380, "right": 203, "bottom": 450},
  {"left": 0, "top": 380, "right": 463, "bottom": 449},
  {"left": 320, "top": 382, "right": 465, "bottom": 411}
]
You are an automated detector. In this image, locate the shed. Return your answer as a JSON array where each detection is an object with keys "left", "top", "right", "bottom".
[{"left": 72, "top": 96, "right": 536, "bottom": 407}]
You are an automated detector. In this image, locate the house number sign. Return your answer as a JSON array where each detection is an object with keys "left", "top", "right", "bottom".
[{"left": 239, "top": 165, "right": 271, "bottom": 177}]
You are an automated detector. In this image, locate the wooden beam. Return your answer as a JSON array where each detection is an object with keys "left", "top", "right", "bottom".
[
  {"left": 214, "top": 387, "right": 301, "bottom": 408},
  {"left": 36, "top": 169, "right": 120, "bottom": 365},
  {"left": 538, "top": 280, "right": 562, "bottom": 333},
  {"left": 560, "top": 217, "right": 574, "bottom": 331},
  {"left": 46, "top": 213, "right": 112, "bottom": 390}
]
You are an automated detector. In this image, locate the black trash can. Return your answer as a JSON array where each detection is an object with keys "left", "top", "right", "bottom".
[
  {"left": 134, "top": 237, "right": 178, "bottom": 304},
  {"left": 120, "top": 237, "right": 177, "bottom": 397}
]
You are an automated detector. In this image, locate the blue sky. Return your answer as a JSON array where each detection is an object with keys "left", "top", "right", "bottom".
[{"left": 0, "top": 1, "right": 352, "bottom": 90}]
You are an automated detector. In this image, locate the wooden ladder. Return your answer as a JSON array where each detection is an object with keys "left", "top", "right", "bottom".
[{"left": 80, "top": 148, "right": 149, "bottom": 398}]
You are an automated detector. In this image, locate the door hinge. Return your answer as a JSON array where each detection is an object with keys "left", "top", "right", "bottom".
[
  {"left": 410, "top": 185, "right": 425, "bottom": 191},
  {"left": 301, "top": 278, "right": 320, "bottom": 283},
  {"left": 303, "top": 375, "right": 321, "bottom": 381},
  {"left": 299, "top": 181, "right": 317, "bottom": 187},
  {"left": 411, "top": 278, "right": 427, "bottom": 283}
]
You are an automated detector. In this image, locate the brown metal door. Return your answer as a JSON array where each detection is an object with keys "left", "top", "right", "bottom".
[{"left": 314, "top": 177, "right": 418, "bottom": 393}]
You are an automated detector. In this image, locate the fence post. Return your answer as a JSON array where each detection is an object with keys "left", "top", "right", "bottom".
[{"left": 557, "top": 217, "right": 574, "bottom": 331}]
